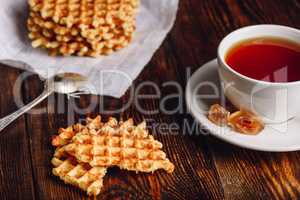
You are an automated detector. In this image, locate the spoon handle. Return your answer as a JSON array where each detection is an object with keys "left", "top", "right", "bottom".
[{"left": 0, "top": 88, "right": 53, "bottom": 132}]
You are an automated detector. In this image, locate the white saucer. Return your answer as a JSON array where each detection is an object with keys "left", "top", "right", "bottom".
[{"left": 186, "top": 59, "right": 300, "bottom": 152}]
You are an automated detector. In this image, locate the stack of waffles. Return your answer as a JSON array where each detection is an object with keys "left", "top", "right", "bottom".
[
  {"left": 51, "top": 116, "right": 175, "bottom": 196},
  {"left": 27, "top": 0, "right": 139, "bottom": 57}
]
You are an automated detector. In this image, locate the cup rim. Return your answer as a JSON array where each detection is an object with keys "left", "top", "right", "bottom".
[{"left": 218, "top": 24, "right": 300, "bottom": 86}]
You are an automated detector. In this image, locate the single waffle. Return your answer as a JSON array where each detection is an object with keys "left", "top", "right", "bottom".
[
  {"left": 63, "top": 120, "right": 175, "bottom": 173},
  {"left": 28, "top": 0, "right": 139, "bottom": 28},
  {"left": 52, "top": 147, "right": 107, "bottom": 196},
  {"left": 51, "top": 116, "right": 127, "bottom": 147},
  {"left": 51, "top": 116, "right": 105, "bottom": 147}
]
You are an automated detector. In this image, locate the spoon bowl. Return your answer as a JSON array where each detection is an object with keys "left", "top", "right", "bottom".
[
  {"left": 48, "top": 73, "right": 88, "bottom": 94},
  {"left": 0, "top": 73, "right": 88, "bottom": 132}
]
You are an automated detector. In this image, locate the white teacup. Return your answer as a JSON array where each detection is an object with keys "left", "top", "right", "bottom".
[{"left": 218, "top": 25, "right": 300, "bottom": 124}]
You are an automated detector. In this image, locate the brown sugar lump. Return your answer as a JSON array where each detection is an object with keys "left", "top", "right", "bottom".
[
  {"left": 208, "top": 104, "right": 230, "bottom": 126},
  {"left": 228, "top": 110, "right": 265, "bottom": 135}
]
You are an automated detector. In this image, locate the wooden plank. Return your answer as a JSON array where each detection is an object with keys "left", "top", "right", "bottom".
[
  {"left": 21, "top": 74, "right": 83, "bottom": 200},
  {"left": 99, "top": 43, "right": 223, "bottom": 199},
  {"left": 169, "top": 0, "right": 300, "bottom": 199},
  {"left": 1, "top": 0, "right": 299, "bottom": 199},
  {"left": 209, "top": 139, "right": 300, "bottom": 200},
  {"left": 22, "top": 43, "right": 225, "bottom": 199},
  {"left": 0, "top": 66, "right": 36, "bottom": 199}
]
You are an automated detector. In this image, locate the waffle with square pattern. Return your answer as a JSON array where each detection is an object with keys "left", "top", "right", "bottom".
[
  {"left": 27, "top": 11, "right": 130, "bottom": 56},
  {"left": 63, "top": 120, "right": 175, "bottom": 173},
  {"left": 27, "top": 0, "right": 138, "bottom": 56},
  {"left": 28, "top": 0, "right": 139, "bottom": 28},
  {"left": 52, "top": 147, "right": 107, "bottom": 196},
  {"left": 51, "top": 116, "right": 140, "bottom": 147},
  {"left": 51, "top": 116, "right": 106, "bottom": 147}
]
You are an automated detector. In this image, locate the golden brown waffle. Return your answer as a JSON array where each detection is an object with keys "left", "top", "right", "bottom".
[
  {"left": 51, "top": 124, "right": 82, "bottom": 147},
  {"left": 27, "top": 11, "right": 132, "bottom": 56},
  {"left": 52, "top": 116, "right": 105, "bottom": 147},
  {"left": 27, "top": 0, "right": 139, "bottom": 56},
  {"left": 63, "top": 120, "right": 175, "bottom": 173},
  {"left": 52, "top": 147, "right": 107, "bottom": 196},
  {"left": 28, "top": 0, "right": 139, "bottom": 27},
  {"left": 51, "top": 116, "right": 174, "bottom": 196},
  {"left": 27, "top": 12, "right": 98, "bottom": 56}
]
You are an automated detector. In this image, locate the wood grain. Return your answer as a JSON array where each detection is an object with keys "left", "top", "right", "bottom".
[
  {"left": 171, "top": 0, "right": 300, "bottom": 200},
  {"left": 0, "top": 66, "right": 35, "bottom": 199},
  {"left": 0, "top": 0, "right": 299, "bottom": 199}
]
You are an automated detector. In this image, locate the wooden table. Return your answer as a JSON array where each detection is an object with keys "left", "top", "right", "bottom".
[{"left": 1, "top": 0, "right": 300, "bottom": 199}]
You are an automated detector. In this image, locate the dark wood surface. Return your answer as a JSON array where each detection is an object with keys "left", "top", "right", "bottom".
[{"left": 1, "top": 0, "right": 300, "bottom": 199}]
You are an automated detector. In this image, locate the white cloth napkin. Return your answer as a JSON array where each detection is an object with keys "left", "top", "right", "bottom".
[{"left": 0, "top": 0, "right": 179, "bottom": 98}]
